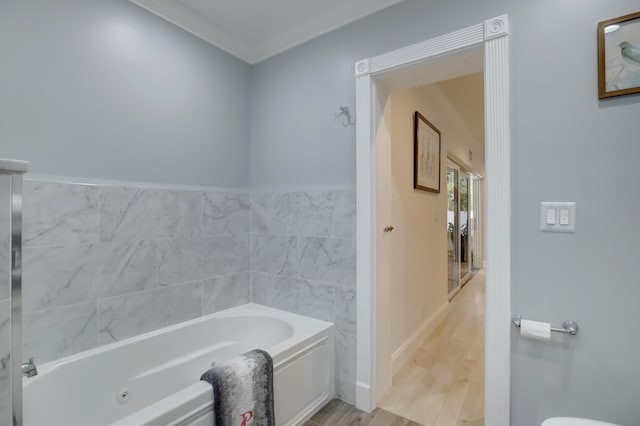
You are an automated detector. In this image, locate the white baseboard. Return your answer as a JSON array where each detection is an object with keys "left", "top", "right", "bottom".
[
  {"left": 355, "top": 381, "right": 374, "bottom": 412},
  {"left": 390, "top": 302, "right": 450, "bottom": 376}
]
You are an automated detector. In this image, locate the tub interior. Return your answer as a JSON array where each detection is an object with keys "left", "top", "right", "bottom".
[{"left": 23, "top": 312, "right": 299, "bottom": 426}]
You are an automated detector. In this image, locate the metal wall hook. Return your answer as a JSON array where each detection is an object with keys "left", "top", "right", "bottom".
[
  {"left": 512, "top": 315, "right": 579, "bottom": 336},
  {"left": 336, "top": 105, "right": 356, "bottom": 127}
]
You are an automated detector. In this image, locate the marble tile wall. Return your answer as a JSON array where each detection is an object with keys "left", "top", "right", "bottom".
[
  {"left": 249, "top": 190, "right": 357, "bottom": 404},
  {"left": 4, "top": 180, "right": 358, "bottom": 418},
  {"left": 20, "top": 180, "right": 251, "bottom": 364}
]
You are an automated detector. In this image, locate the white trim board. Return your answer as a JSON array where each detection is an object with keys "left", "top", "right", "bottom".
[
  {"left": 24, "top": 173, "right": 251, "bottom": 194},
  {"left": 390, "top": 302, "right": 449, "bottom": 376},
  {"left": 354, "top": 14, "right": 511, "bottom": 426}
]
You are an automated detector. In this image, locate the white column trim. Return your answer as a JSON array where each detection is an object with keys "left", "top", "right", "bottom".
[
  {"left": 483, "top": 30, "right": 511, "bottom": 426},
  {"left": 354, "top": 14, "right": 511, "bottom": 426},
  {"left": 355, "top": 69, "right": 374, "bottom": 411}
]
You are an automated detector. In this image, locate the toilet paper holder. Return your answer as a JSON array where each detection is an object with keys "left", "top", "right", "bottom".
[{"left": 512, "top": 316, "right": 579, "bottom": 335}]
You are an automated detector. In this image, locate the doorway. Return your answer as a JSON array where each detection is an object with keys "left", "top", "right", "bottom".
[
  {"left": 370, "top": 70, "right": 486, "bottom": 423},
  {"left": 354, "top": 14, "right": 511, "bottom": 426}
]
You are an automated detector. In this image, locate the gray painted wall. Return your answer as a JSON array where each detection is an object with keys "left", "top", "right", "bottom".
[
  {"left": 2, "top": 0, "right": 639, "bottom": 423},
  {"left": 0, "top": 0, "right": 251, "bottom": 188},
  {"left": 510, "top": 2, "right": 640, "bottom": 425},
  {"left": 249, "top": 0, "right": 640, "bottom": 424},
  {"left": 249, "top": 0, "right": 506, "bottom": 190}
]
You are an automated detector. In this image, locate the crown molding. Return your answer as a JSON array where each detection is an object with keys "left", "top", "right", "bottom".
[{"left": 129, "top": 0, "right": 406, "bottom": 64}]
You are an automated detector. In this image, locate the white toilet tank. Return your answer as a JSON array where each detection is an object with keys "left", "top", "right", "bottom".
[{"left": 542, "top": 418, "right": 621, "bottom": 426}]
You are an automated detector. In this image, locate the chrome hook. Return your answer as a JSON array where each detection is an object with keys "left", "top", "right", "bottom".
[{"left": 336, "top": 105, "right": 356, "bottom": 127}]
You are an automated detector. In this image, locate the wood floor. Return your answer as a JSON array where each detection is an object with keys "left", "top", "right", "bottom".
[
  {"left": 378, "top": 271, "right": 486, "bottom": 426},
  {"left": 306, "top": 399, "right": 420, "bottom": 426}
]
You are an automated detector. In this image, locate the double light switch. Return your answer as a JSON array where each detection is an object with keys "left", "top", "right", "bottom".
[{"left": 540, "top": 202, "right": 576, "bottom": 233}]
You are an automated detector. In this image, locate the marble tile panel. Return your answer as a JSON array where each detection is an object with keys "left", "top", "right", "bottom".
[
  {"left": 298, "top": 237, "right": 356, "bottom": 286},
  {"left": 23, "top": 181, "right": 99, "bottom": 247},
  {"left": 158, "top": 236, "right": 238, "bottom": 285},
  {"left": 251, "top": 235, "right": 297, "bottom": 276},
  {"left": 335, "top": 286, "right": 357, "bottom": 335},
  {"left": 202, "top": 272, "right": 251, "bottom": 314},
  {"left": 238, "top": 234, "right": 251, "bottom": 272},
  {"left": 269, "top": 275, "right": 334, "bottom": 322},
  {"left": 336, "top": 380, "right": 356, "bottom": 405},
  {"left": 98, "top": 282, "right": 201, "bottom": 344},
  {"left": 24, "top": 302, "right": 98, "bottom": 363},
  {"left": 203, "top": 193, "right": 250, "bottom": 235},
  {"left": 251, "top": 272, "right": 269, "bottom": 305},
  {"left": 0, "top": 300, "right": 8, "bottom": 426},
  {"left": 99, "top": 187, "right": 201, "bottom": 242},
  {"left": 90, "top": 240, "right": 158, "bottom": 299},
  {"left": 267, "top": 193, "right": 298, "bottom": 235},
  {"left": 334, "top": 191, "right": 356, "bottom": 238},
  {"left": 23, "top": 240, "right": 159, "bottom": 312},
  {"left": 335, "top": 331, "right": 356, "bottom": 385},
  {"left": 251, "top": 193, "right": 269, "bottom": 234},
  {"left": 175, "top": 191, "right": 203, "bottom": 238},
  {"left": 269, "top": 192, "right": 334, "bottom": 237},
  {"left": 23, "top": 244, "right": 97, "bottom": 312},
  {"left": 297, "top": 192, "right": 335, "bottom": 237}
]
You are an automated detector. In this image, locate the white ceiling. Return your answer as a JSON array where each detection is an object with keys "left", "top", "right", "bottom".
[{"left": 130, "top": 0, "right": 406, "bottom": 64}]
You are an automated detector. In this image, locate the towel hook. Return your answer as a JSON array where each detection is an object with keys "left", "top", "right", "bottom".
[{"left": 336, "top": 105, "right": 356, "bottom": 127}]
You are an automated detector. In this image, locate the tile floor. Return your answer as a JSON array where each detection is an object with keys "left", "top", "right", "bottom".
[{"left": 306, "top": 399, "right": 420, "bottom": 425}]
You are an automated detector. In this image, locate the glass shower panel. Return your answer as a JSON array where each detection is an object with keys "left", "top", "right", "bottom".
[
  {"left": 447, "top": 166, "right": 459, "bottom": 294},
  {"left": 0, "top": 174, "right": 11, "bottom": 426}
]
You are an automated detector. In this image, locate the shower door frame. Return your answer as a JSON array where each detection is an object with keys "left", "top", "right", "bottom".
[{"left": 0, "top": 160, "right": 28, "bottom": 426}]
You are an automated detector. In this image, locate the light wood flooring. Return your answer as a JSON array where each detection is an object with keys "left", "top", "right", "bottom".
[
  {"left": 378, "top": 271, "right": 486, "bottom": 425},
  {"left": 306, "top": 399, "right": 420, "bottom": 426}
]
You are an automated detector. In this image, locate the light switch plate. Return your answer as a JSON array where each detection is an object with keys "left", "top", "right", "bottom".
[{"left": 540, "top": 202, "right": 576, "bottom": 233}]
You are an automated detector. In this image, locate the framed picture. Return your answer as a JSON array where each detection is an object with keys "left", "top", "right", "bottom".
[
  {"left": 598, "top": 11, "right": 640, "bottom": 99},
  {"left": 413, "top": 111, "right": 441, "bottom": 193}
]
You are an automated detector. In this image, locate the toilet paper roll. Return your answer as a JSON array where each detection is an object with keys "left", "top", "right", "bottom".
[{"left": 520, "top": 319, "right": 551, "bottom": 340}]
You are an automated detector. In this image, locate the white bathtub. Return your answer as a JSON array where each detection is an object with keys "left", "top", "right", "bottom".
[{"left": 23, "top": 304, "right": 335, "bottom": 426}]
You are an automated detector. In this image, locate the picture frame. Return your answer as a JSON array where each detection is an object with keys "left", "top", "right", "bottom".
[
  {"left": 598, "top": 11, "right": 640, "bottom": 99},
  {"left": 413, "top": 111, "right": 441, "bottom": 193}
]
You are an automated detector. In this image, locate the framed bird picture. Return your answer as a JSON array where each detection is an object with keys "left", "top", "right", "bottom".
[
  {"left": 598, "top": 11, "right": 640, "bottom": 99},
  {"left": 413, "top": 111, "right": 441, "bottom": 193}
]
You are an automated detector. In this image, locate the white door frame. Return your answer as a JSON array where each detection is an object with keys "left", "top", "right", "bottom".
[{"left": 354, "top": 15, "right": 511, "bottom": 426}]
